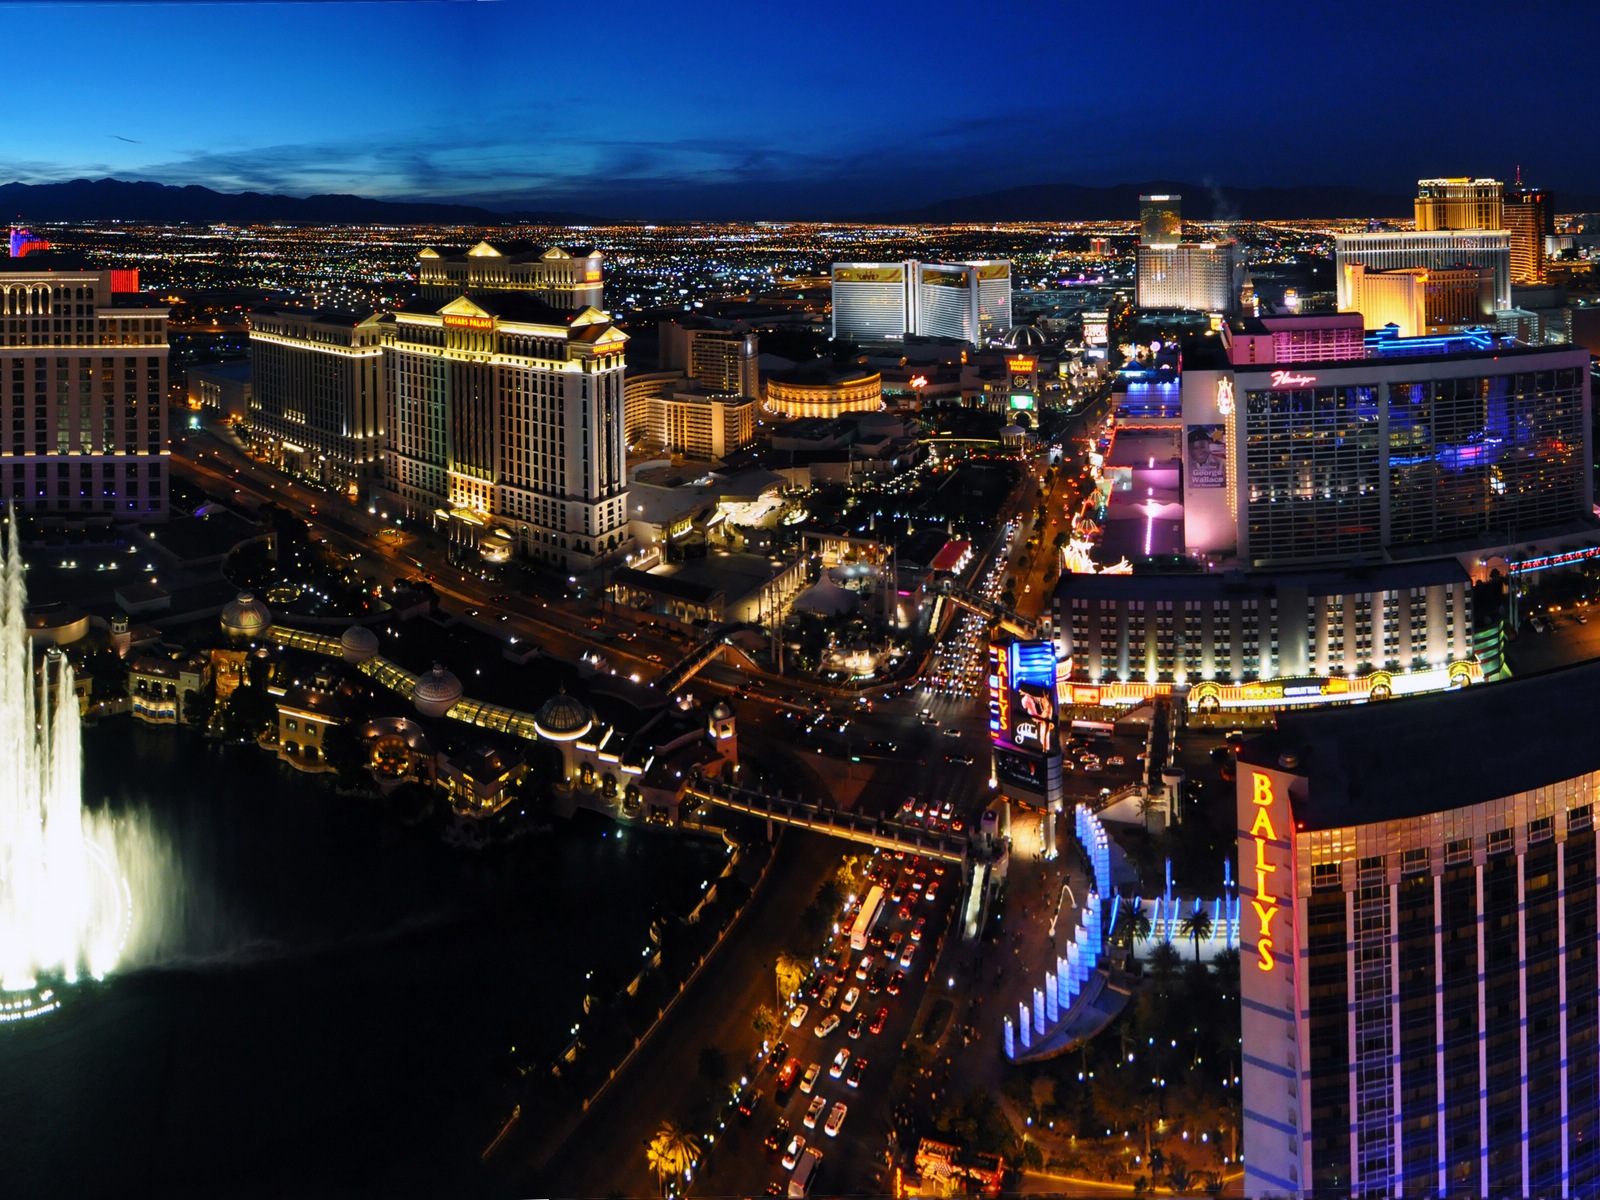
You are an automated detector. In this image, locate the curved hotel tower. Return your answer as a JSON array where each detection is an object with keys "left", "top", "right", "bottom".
[{"left": 1238, "top": 662, "right": 1600, "bottom": 1198}]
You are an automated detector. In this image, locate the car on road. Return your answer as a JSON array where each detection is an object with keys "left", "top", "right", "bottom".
[
  {"left": 829, "top": 1048, "right": 850, "bottom": 1077},
  {"left": 942, "top": 728, "right": 962, "bottom": 738},
  {"left": 846, "top": 1057, "right": 866, "bottom": 1088},
  {"left": 819, "top": 983, "right": 837, "bottom": 1008},
  {"left": 925, "top": 883, "right": 939, "bottom": 903},
  {"left": 870, "top": 1006, "right": 889, "bottom": 1035},
  {"left": 803, "top": 1094, "right": 826, "bottom": 1129},
  {"left": 766, "top": 1041, "right": 789, "bottom": 1070},
  {"left": 814, "top": 1014, "right": 840, "bottom": 1038},
  {"left": 824, "top": 1101, "right": 848, "bottom": 1138},
  {"left": 945, "top": 753, "right": 974, "bottom": 766},
  {"left": 782, "top": 1133, "right": 807, "bottom": 1170},
  {"left": 800, "top": 1062, "right": 821, "bottom": 1093},
  {"left": 840, "top": 987, "right": 860, "bottom": 1013},
  {"left": 739, "top": 1086, "right": 764, "bottom": 1118},
  {"left": 776, "top": 1057, "right": 801, "bottom": 1097},
  {"left": 764, "top": 1118, "right": 790, "bottom": 1152},
  {"left": 899, "top": 943, "right": 916, "bottom": 968},
  {"left": 789, "top": 1004, "right": 809, "bottom": 1029},
  {"left": 848, "top": 1013, "right": 864, "bottom": 1039},
  {"left": 855, "top": 955, "right": 872, "bottom": 980},
  {"left": 886, "top": 974, "right": 902, "bottom": 996}
]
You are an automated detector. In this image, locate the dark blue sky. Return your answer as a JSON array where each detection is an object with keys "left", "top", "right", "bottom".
[{"left": 8, "top": 0, "right": 1598, "bottom": 218}]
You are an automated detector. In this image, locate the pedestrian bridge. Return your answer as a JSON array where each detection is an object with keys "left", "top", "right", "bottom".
[
  {"left": 941, "top": 584, "right": 1038, "bottom": 639},
  {"left": 682, "top": 775, "right": 970, "bottom": 868},
  {"left": 654, "top": 625, "right": 736, "bottom": 694}
]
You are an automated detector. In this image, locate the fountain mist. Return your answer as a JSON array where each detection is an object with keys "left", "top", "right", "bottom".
[{"left": 0, "top": 521, "right": 130, "bottom": 1015}]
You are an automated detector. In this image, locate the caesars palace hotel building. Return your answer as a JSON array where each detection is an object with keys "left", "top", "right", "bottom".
[
  {"left": 1238, "top": 664, "right": 1600, "bottom": 1198},
  {"left": 379, "top": 287, "right": 628, "bottom": 572}
]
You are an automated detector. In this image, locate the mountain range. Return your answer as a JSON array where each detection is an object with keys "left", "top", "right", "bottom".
[
  {"left": 0, "top": 178, "right": 587, "bottom": 226},
  {"left": 1, "top": 176, "right": 1595, "bottom": 226}
]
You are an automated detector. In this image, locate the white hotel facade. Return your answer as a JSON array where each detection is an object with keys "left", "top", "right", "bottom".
[{"left": 831, "top": 260, "right": 1011, "bottom": 345}]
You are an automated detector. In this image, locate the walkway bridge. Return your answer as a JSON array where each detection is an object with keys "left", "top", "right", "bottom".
[
  {"left": 682, "top": 775, "right": 970, "bottom": 870},
  {"left": 654, "top": 624, "right": 739, "bottom": 694},
  {"left": 941, "top": 584, "right": 1039, "bottom": 639}
]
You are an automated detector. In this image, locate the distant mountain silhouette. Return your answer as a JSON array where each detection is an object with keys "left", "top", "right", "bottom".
[
  {"left": 861, "top": 180, "right": 1417, "bottom": 223},
  {"left": 863, "top": 179, "right": 1600, "bottom": 223},
  {"left": 0, "top": 178, "right": 592, "bottom": 226}
]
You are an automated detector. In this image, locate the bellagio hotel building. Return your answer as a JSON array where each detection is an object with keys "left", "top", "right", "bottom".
[{"left": 0, "top": 257, "right": 169, "bottom": 518}]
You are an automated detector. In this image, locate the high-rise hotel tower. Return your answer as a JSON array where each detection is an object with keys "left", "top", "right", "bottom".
[
  {"left": 379, "top": 250, "right": 628, "bottom": 572},
  {"left": 0, "top": 256, "right": 169, "bottom": 518},
  {"left": 830, "top": 260, "right": 1011, "bottom": 345},
  {"left": 1240, "top": 663, "right": 1600, "bottom": 1198}
]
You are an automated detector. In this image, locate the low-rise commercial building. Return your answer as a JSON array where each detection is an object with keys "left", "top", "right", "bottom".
[{"left": 764, "top": 365, "right": 882, "bottom": 418}]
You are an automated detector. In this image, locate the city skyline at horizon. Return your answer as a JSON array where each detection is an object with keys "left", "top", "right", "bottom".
[{"left": 0, "top": 0, "right": 1594, "bottom": 219}]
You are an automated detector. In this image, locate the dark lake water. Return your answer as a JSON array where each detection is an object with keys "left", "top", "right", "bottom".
[{"left": 0, "top": 720, "right": 721, "bottom": 1197}]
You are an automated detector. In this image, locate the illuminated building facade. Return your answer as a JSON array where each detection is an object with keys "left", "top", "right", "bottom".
[
  {"left": 1335, "top": 231, "right": 1511, "bottom": 312},
  {"left": 1140, "top": 194, "right": 1182, "bottom": 246},
  {"left": 830, "top": 260, "right": 1010, "bottom": 345},
  {"left": 379, "top": 293, "right": 628, "bottom": 571},
  {"left": 1229, "top": 346, "right": 1590, "bottom": 567},
  {"left": 1238, "top": 666, "right": 1600, "bottom": 1198},
  {"left": 623, "top": 369, "right": 681, "bottom": 442},
  {"left": 1506, "top": 183, "right": 1552, "bottom": 285},
  {"left": 1056, "top": 560, "right": 1475, "bottom": 689},
  {"left": 416, "top": 241, "right": 604, "bottom": 309},
  {"left": 1414, "top": 176, "right": 1504, "bottom": 231},
  {"left": 0, "top": 258, "right": 169, "bottom": 519},
  {"left": 659, "top": 319, "right": 759, "bottom": 397},
  {"left": 763, "top": 366, "right": 882, "bottom": 418},
  {"left": 247, "top": 306, "right": 383, "bottom": 495},
  {"left": 1227, "top": 313, "right": 1366, "bottom": 365},
  {"left": 1340, "top": 263, "right": 1495, "bottom": 335},
  {"left": 645, "top": 388, "right": 756, "bottom": 460},
  {"left": 1135, "top": 242, "right": 1243, "bottom": 313}
]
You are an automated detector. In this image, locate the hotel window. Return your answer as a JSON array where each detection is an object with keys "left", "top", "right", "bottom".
[
  {"left": 1571, "top": 804, "right": 1593, "bottom": 831},
  {"left": 1488, "top": 827, "right": 1513, "bottom": 856},
  {"left": 1401, "top": 847, "right": 1431, "bottom": 875},
  {"left": 1312, "top": 861, "right": 1341, "bottom": 891}
]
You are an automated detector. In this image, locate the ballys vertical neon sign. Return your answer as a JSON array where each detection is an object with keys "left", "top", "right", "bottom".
[{"left": 1250, "top": 773, "right": 1281, "bottom": 971}]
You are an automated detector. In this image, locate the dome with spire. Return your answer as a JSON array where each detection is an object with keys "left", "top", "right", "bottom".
[
  {"left": 998, "top": 326, "right": 1048, "bottom": 352},
  {"left": 533, "top": 687, "right": 593, "bottom": 742},
  {"left": 412, "top": 664, "right": 464, "bottom": 718},
  {"left": 220, "top": 592, "right": 272, "bottom": 640}
]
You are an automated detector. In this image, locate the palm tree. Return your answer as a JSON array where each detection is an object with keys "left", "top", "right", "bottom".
[
  {"left": 1117, "top": 901, "right": 1152, "bottom": 950},
  {"left": 1179, "top": 910, "right": 1214, "bottom": 963},
  {"left": 646, "top": 1121, "right": 701, "bottom": 1198}
]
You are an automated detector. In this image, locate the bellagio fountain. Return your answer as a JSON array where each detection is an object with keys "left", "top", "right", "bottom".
[{"left": 0, "top": 521, "right": 132, "bottom": 1021}]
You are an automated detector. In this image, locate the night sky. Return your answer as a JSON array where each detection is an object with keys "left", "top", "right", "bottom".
[{"left": 6, "top": 0, "right": 1597, "bottom": 219}]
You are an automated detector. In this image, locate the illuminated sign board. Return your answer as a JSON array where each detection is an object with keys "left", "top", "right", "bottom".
[
  {"left": 1214, "top": 377, "right": 1234, "bottom": 416},
  {"left": 1269, "top": 370, "right": 1315, "bottom": 388},
  {"left": 1006, "top": 356, "right": 1037, "bottom": 374},
  {"left": 1248, "top": 772, "right": 1285, "bottom": 972},
  {"left": 445, "top": 315, "right": 494, "bottom": 331},
  {"left": 109, "top": 269, "right": 139, "bottom": 293},
  {"left": 1004, "top": 642, "right": 1059, "bottom": 752},
  {"left": 835, "top": 267, "right": 904, "bottom": 284},
  {"left": 977, "top": 263, "right": 1010, "bottom": 281},
  {"left": 1009, "top": 395, "right": 1035, "bottom": 411}
]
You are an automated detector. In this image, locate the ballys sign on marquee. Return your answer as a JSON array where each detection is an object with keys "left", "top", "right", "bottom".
[{"left": 1248, "top": 772, "right": 1289, "bottom": 972}]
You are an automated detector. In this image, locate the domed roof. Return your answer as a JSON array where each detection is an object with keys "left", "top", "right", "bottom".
[
  {"left": 412, "top": 664, "right": 464, "bottom": 717},
  {"left": 709, "top": 700, "right": 733, "bottom": 722},
  {"left": 340, "top": 624, "right": 380, "bottom": 662},
  {"left": 220, "top": 591, "right": 272, "bottom": 639},
  {"left": 999, "top": 326, "right": 1048, "bottom": 351},
  {"left": 533, "top": 687, "right": 593, "bottom": 742},
  {"left": 793, "top": 576, "right": 858, "bottom": 618}
]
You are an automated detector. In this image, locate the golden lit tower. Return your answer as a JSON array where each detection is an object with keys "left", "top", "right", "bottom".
[
  {"left": 1415, "top": 177, "right": 1503, "bottom": 231},
  {"left": 1505, "top": 176, "right": 1552, "bottom": 285}
]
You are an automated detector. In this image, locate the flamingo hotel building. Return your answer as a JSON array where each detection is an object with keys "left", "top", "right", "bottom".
[{"left": 1238, "top": 662, "right": 1600, "bottom": 1198}]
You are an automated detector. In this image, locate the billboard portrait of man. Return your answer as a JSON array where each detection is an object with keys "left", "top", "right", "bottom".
[{"left": 1186, "top": 424, "right": 1225, "bottom": 489}]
